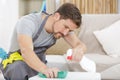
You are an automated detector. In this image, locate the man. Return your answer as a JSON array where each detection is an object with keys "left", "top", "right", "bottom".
[{"left": 1, "top": 3, "right": 86, "bottom": 80}]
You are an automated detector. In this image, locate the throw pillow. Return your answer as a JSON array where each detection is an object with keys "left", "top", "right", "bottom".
[{"left": 93, "top": 20, "right": 120, "bottom": 57}]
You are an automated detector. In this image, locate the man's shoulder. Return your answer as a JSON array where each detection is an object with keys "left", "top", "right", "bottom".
[{"left": 19, "top": 12, "right": 42, "bottom": 23}]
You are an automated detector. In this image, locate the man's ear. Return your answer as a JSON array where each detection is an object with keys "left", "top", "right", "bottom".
[{"left": 54, "top": 12, "right": 60, "bottom": 21}]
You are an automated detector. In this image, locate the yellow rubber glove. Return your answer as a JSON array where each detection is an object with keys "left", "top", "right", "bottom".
[{"left": 2, "top": 52, "right": 23, "bottom": 69}]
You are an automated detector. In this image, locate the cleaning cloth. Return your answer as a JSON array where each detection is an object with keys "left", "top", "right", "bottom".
[{"left": 38, "top": 71, "right": 68, "bottom": 78}]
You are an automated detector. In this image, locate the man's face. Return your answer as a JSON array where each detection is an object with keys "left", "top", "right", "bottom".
[{"left": 52, "top": 19, "right": 77, "bottom": 39}]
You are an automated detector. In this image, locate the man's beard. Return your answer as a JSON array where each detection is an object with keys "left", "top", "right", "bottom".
[
  {"left": 52, "top": 25, "right": 64, "bottom": 39},
  {"left": 53, "top": 32, "right": 64, "bottom": 39}
]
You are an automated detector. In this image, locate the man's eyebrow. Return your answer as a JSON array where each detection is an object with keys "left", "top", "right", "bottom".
[{"left": 65, "top": 25, "right": 74, "bottom": 32}]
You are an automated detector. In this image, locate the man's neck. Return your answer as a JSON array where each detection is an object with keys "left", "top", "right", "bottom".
[{"left": 44, "top": 15, "right": 54, "bottom": 34}]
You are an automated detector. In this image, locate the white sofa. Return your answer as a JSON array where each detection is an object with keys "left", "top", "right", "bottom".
[
  {"left": 79, "top": 14, "right": 120, "bottom": 80},
  {"left": 46, "top": 14, "right": 120, "bottom": 80}
]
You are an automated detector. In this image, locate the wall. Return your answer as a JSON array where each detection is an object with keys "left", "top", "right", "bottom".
[
  {"left": 118, "top": 0, "right": 120, "bottom": 13},
  {"left": 19, "top": 0, "right": 43, "bottom": 17},
  {"left": 46, "top": 0, "right": 119, "bottom": 14},
  {"left": 0, "top": 0, "right": 19, "bottom": 52},
  {"left": 59, "top": 0, "right": 118, "bottom": 14},
  {"left": 19, "top": 0, "right": 27, "bottom": 17},
  {"left": 19, "top": 0, "right": 120, "bottom": 16},
  {"left": 46, "top": 0, "right": 56, "bottom": 14}
]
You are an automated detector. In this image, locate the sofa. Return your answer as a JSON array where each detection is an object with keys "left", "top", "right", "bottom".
[{"left": 46, "top": 14, "right": 120, "bottom": 80}]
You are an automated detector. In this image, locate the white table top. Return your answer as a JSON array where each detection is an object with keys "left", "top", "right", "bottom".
[
  {"left": 29, "top": 72, "right": 101, "bottom": 80},
  {"left": 29, "top": 55, "right": 101, "bottom": 80}
]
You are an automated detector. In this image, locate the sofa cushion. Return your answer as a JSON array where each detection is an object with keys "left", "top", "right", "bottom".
[
  {"left": 85, "top": 54, "right": 120, "bottom": 72},
  {"left": 101, "top": 64, "right": 120, "bottom": 79},
  {"left": 93, "top": 20, "right": 120, "bottom": 57},
  {"left": 79, "top": 14, "right": 120, "bottom": 55},
  {"left": 86, "top": 54, "right": 120, "bottom": 79},
  {"left": 85, "top": 54, "right": 120, "bottom": 65}
]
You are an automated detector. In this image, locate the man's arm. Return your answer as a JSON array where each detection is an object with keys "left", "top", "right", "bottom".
[
  {"left": 17, "top": 34, "right": 47, "bottom": 72},
  {"left": 63, "top": 32, "right": 86, "bottom": 62},
  {"left": 17, "top": 34, "right": 59, "bottom": 78}
]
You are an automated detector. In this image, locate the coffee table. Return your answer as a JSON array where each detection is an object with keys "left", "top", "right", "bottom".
[
  {"left": 29, "top": 55, "right": 101, "bottom": 80},
  {"left": 29, "top": 72, "right": 101, "bottom": 80}
]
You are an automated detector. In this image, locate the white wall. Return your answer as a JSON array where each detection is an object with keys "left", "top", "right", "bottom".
[{"left": 0, "top": 0, "right": 19, "bottom": 52}]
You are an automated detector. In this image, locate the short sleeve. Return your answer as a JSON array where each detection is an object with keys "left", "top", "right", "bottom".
[{"left": 16, "top": 17, "right": 36, "bottom": 37}]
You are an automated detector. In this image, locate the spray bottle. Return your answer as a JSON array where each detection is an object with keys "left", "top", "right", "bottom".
[{"left": 66, "top": 49, "right": 96, "bottom": 72}]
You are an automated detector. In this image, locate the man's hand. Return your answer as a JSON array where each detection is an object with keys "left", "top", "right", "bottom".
[
  {"left": 72, "top": 47, "right": 84, "bottom": 62},
  {"left": 41, "top": 67, "right": 59, "bottom": 78},
  {"left": 63, "top": 32, "right": 86, "bottom": 62}
]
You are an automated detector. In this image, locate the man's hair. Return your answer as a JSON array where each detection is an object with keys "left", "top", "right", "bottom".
[{"left": 55, "top": 3, "right": 82, "bottom": 28}]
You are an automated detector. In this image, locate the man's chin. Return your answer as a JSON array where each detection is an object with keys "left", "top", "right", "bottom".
[{"left": 53, "top": 33, "right": 63, "bottom": 39}]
